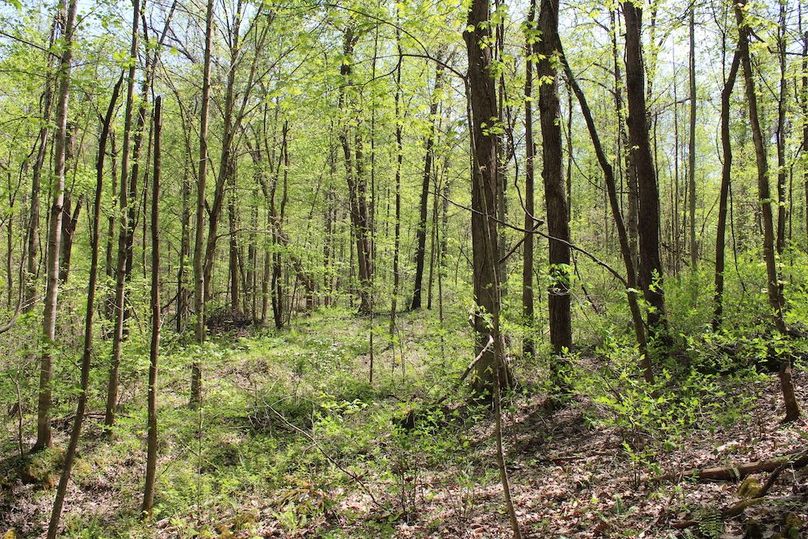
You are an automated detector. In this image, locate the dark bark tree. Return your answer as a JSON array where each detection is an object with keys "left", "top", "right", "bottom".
[
  {"left": 735, "top": 0, "right": 800, "bottom": 422},
  {"left": 558, "top": 39, "right": 652, "bottom": 383},
  {"left": 410, "top": 60, "right": 445, "bottom": 311},
  {"left": 142, "top": 95, "right": 162, "bottom": 517},
  {"left": 465, "top": 0, "right": 508, "bottom": 394},
  {"left": 687, "top": 4, "right": 698, "bottom": 269},
  {"left": 712, "top": 37, "right": 742, "bottom": 331},
  {"left": 775, "top": 0, "right": 788, "bottom": 255},
  {"left": 622, "top": 1, "right": 667, "bottom": 340},
  {"left": 522, "top": 0, "right": 537, "bottom": 360},
  {"left": 537, "top": 0, "right": 572, "bottom": 367},
  {"left": 339, "top": 25, "right": 373, "bottom": 314},
  {"left": 389, "top": 23, "right": 403, "bottom": 346}
]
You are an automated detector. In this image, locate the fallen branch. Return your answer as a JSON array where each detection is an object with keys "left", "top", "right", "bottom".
[{"left": 652, "top": 449, "right": 808, "bottom": 484}]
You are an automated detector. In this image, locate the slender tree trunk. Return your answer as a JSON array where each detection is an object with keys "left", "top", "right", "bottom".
[
  {"left": 24, "top": 21, "right": 58, "bottom": 314},
  {"left": 46, "top": 43, "right": 119, "bottom": 537},
  {"left": 33, "top": 0, "right": 78, "bottom": 452},
  {"left": 522, "top": 0, "right": 537, "bottom": 359},
  {"left": 411, "top": 62, "right": 445, "bottom": 310},
  {"left": 191, "top": 0, "right": 215, "bottom": 408},
  {"left": 688, "top": 5, "right": 698, "bottom": 269},
  {"left": 537, "top": 0, "right": 572, "bottom": 369},
  {"left": 142, "top": 95, "right": 161, "bottom": 517},
  {"left": 339, "top": 26, "right": 373, "bottom": 314},
  {"left": 389, "top": 24, "right": 403, "bottom": 346},
  {"left": 59, "top": 194, "right": 82, "bottom": 283},
  {"left": 802, "top": 10, "right": 807, "bottom": 249},
  {"left": 622, "top": 1, "right": 667, "bottom": 340},
  {"left": 105, "top": 0, "right": 151, "bottom": 427},
  {"left": 775, "top": 0, "right": 788, "bottom": 255},
  {"left": 735, "top": 0, "right": 799, "bottom": 422},
  {"left": 713, "top": 44, "right": 742, "bottom": 331}
]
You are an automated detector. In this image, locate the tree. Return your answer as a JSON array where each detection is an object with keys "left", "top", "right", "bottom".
[
  {"left": 536, "top": 0, "right": 572, "bottom": 376},
  {"left": 734, "top": 0, "right": 800, "bottom": 422},
  {"left": 33, "top": 0, "right": 79, "bottom": 452},
  {"left": 191, "top": 0, "right": 215, "bottom": 408},
  {"left": 142, "top": 94, "right": 162, "bottom": 517},
  {"left": 46, "top": 38, "right": 121, "bottom": 538},
  {"left": 622, "top": 1, "right": 667, "bottom": 340},
  {"left": 522, "top": 0, "right": 537, "bottom": 360}
]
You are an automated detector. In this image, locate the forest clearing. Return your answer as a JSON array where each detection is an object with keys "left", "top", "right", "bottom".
[{"left": 0, "top": 0, "right": 807, "bottom": 536}]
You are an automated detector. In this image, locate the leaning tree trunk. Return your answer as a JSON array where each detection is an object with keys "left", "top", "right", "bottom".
[
  {"left": 558, "top": 39, "right": 652, "bottom": 384},
  {"left": 622, "top": 1, "right": 667, "bottom": 341},
  {"left": 33, "top": 0, "right": 78, "bottom": 452},
  {"left": 537, "top": 0, "right": 572, "bottom": 374},
  {"left": 735, "top": 0, "right": 800, "bottom": 422}
]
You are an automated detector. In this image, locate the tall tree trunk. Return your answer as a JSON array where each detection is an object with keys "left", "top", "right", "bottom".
[
  {"left": 522, "top": 0, "right": 537, "bottom": 359},
  {"left": 558, "top": 39, "right": 652, "bottom": 383},
  {"left": 339, "top": 26, "right": 373, "bottom": 314},
  {"left": 802, "top": 8, "right": 807, "bottom": 249},
  {"left": 105, "top": 0, "right": 151, "bottom": 427},
  {"left": 465, "top": 3, "right": 520, "bottom": 535},
  {"left": 610, "top": 8, "right": 638, "bottom": 268},
  {"left": 191, "top": 0, "right": 215, "bottom": 408},
  {"left": 389, "top": 23, "right": 403, "bottom": 349},
  {"left": 142, "top": 95, "right": 161, "bottom": 517},
  {"left": 688, "top": 5, "right": 698, "bottom": 269},
  {"left": 24, "top": 20, "right": 58, "bottom": 314},
  {"left": 46, "top": 43, "right": 119, "bottom": 537},
  {"left": 33, "top": 0, "right": 78, "bottom": 452},
  {"left": 735, "top": 0, "right": 799, "bottom": 422},
  {"left": 712, "top": 40, "right": 742, "bottom": 331},
  {"left": 202, "top": 0, "right": 244, "bottom": 302},
  {"left": 465, "top": 0, "right": 506, "bottom": 394},
  {"left": 410, "top": 61, "right": 444, "bottom": 310},
  {"left": 622, "top": 1, "right": 667, "bottom": 340},
  {"left": 537, "top": 0, "right": 572, "bottom": 367},
  {"left": 775, "top": 0, "right": 788, "bottom": 255}
]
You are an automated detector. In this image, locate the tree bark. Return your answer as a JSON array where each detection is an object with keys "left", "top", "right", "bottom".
[
  {"left": 735, "top": 0, "right": 799, "bottom": 422},
  {"left": 142, "top": 95, "right": 161, "bottom": 517},
  {"left": 410, "top": 61, "right": 444, "bottom": 311},
  {"left": 687, "top": 5, "right": 697, "bottom": 269},
  {"left": 191, "top": 0, "right": 215, "bottom": 408},
  {"left": 537, "top": 0, "right": 572, "bottom": 367},
  {"left": 522, "top": 0, "right": 537, "bottom": 360},
  {"left": 46, "top": 35, "right": 118, "bottom": 537},
  {"left": 712, "top": 43, "right": 742, "bottom": 331},
  {"left": 33, "top": 0, "right": 78, "bottom": 452},
  {"left": 622, "top": 1, "right": 667, "bottom": 340},
  {"left": 465, "top": 0, "right": 509, "bottom": 395}
]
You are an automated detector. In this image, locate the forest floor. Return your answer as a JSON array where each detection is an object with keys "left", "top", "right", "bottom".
[{"left": 1, "top": 309, "right": 806, "bottom": 538}]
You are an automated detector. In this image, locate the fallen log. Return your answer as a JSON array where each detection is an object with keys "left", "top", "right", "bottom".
[{"left": 653, "top": 449, "right": 808, "bottom": 484}]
